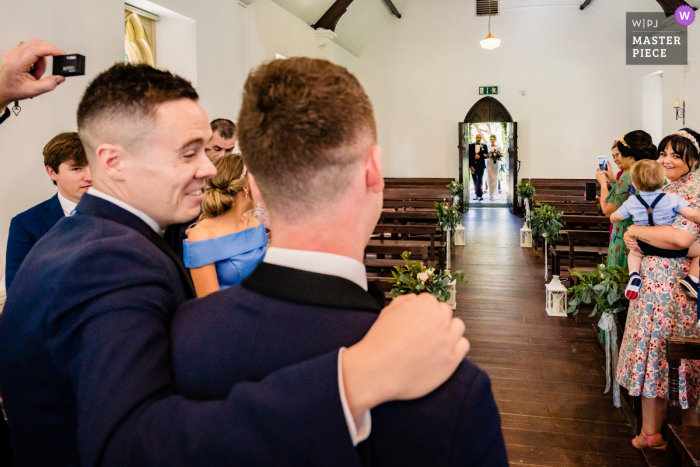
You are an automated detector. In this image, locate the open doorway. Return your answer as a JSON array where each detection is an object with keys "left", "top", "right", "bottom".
[
  {"left": 465, "top": 123, "right": 510, "bottom": 206},
  {"left": 458, "top": 97, "right": 518, "bottom": 212}
]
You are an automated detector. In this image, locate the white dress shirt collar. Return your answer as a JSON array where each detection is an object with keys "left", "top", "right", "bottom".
[
  {"left": 87, "top": 188, "right": 164, "bottom": 236},
  {"left": 263, "top": 247, "right": 368, "bottom": 291},
  {"left": 56, "top": 192, "right": 77, "bottom": 217}
]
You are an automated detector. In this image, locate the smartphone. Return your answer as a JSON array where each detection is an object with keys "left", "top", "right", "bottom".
[
  {"left": 585, "top": 182, "right": 597, "bottom": 201},
  {"left": 598, "top": 155, "right": 608, "bottom": 172}
]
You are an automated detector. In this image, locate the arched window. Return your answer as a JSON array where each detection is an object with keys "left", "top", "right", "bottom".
[{"left": 125, "top": 9, "right": 156, "bottom": 66}]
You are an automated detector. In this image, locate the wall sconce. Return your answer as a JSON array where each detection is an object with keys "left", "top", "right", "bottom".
[{"left": 674, "top": 98, "right": 686, "bottom": 125}]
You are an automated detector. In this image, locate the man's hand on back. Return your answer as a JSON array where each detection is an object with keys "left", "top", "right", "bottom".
[
  {"left": 342, "top": 293, "right": 469, "bottom": 418},
  {"left": 0, "top": 39, "right": 66, "bottom": 109}
]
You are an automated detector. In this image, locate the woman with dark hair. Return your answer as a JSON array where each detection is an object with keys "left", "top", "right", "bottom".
[
  {"left": 618, "top": 128, "right": 700, "bottom": 450},
  {"left": 596, "top": 130, "right": 657, "bottom": 268}
]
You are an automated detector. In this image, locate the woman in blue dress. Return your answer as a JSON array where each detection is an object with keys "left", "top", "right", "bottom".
[{"left": 184, "top": 154, "right": 268, "bottom": 297}]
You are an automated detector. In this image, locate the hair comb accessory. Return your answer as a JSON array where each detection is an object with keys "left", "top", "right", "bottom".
[
  {"left": 240, "top": 165, "right": 247, "bottom": 179},
  {"left": 619, "top": 134, "right": 630, "bottom": 148},
  {"left": 672, "top": 130, "right": 700, "bottom": 152}
]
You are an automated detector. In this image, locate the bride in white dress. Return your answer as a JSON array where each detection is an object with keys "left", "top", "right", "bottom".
[{"left": 486, "top": 135, "right": 501, "bottom": 200}]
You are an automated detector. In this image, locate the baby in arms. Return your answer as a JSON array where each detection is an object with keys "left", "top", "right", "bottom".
[{"left": 611, "top": 159, "right": 700, "bottom": 300}]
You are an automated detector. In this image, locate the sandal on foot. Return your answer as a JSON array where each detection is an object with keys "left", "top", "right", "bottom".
[{"left": 632, "top": 430, "right": 666, "bottom": 450}]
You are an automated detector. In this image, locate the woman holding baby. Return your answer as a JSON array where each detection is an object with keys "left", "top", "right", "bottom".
[{"left": 616, "top": 128, "right": 700, "bottom": 450}]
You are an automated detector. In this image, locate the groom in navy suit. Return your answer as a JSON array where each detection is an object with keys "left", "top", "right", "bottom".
[
  {"left": 5, "top": 132, "right": 91, "bottom": 289},
  {"left": 0, "top": 63, "right": 468, "bottom": 466},
  {"left": 170, "top": 58, "right": 508, "bottom": 466},
  {"left": 468, "top": 134, "right": 488, "bottom": 201}
]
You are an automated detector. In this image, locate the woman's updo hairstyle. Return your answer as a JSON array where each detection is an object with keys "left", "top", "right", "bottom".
[
  {"left": 657, "top": 128, "right": 700, "bottom": 172},
  {"left": 200, "top": 153, "right": 248, "bottom": 220},
  {"left": 617, "top": 130, "right": 657, "bottom": 162}
]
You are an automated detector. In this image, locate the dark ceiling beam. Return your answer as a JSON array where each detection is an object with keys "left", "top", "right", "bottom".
[
  {"left": 312, "top": 0, "right": 355, "bottom": 31},
  {"left": 383, "top": 0, "right": 402, "bottom": 18},
  {"left": 655, "top": 0, "right": 694, "bottom": 17},
  {"left": 579, "top": 0, "right": 593, "bottom": 10}
]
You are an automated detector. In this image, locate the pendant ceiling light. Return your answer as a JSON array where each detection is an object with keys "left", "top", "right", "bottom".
[{"left": 480, "top": 2, "right": 501, "bottom": 50}]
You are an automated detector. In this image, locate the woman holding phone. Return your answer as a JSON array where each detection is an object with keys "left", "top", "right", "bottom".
[{"left": 595, "top": 130, "right": 656, "bottom": 268}]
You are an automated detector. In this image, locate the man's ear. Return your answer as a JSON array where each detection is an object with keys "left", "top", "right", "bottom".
[
  {"left": 365, "top": 145, "right": 383, "bottom": 194},
  {"left": 248, "top": 173, "right": 265, "bottom": 208},
  {"left": 45, "top": 165, "right": 58, "bottom": 182},
  {"left": 95, "top": 143, "right": 126, "bottom": 182}
]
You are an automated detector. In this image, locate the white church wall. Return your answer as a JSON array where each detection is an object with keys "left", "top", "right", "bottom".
[
  {"left": 0, "top": 0, "right": 357, "bottom": 291},
  {"left": 356, "top": 0, "right": 639, "bottom": 180}
]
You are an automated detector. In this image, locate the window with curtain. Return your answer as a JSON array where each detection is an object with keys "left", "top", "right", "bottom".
[{"left": 125, "top": 8, "right": 156, "bottom": 66}]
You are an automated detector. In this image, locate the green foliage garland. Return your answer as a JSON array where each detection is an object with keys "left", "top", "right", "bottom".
[
  {"left": 435, "top": 201, "right": 461, "bottom": 233},
  {"left": 567, "top": 263, "right": 629, "bottom": 317},
  {"left": 515, "top": 179, "right": 536, "bottom": 201},
  {"left": 528, "top": 204, "right": 565, "bottom": 241},
  {"left": 390, "top": 252, "right": 467, "bottom": 303}
]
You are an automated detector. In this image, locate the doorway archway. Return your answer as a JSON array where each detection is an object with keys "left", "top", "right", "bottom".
[{"left": 459, "top": 97, "right": 518, "bottom": 212}]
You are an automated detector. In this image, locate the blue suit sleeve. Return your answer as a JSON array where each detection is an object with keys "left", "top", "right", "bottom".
[
  {"left": 46, "top": 248, "right": 360, "bottom": 467},
  {"left": 5, "top": 217, "right": 36, "bottom": 290},
  {"left": 450, "top": 369, "right": 508, "bottom": 467}
]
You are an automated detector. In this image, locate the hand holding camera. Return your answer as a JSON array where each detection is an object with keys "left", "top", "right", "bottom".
[{"left": 0, "top": 39, "right": 67, "bottom": 109}]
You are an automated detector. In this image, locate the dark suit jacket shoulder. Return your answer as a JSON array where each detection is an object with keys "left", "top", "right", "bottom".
[
  {"left": 0, "top": 195, "right": 362, "bottom": 467},
  {"left": 171, "top": 263, "right": 508, "bottom": 467},
  {"left": 5, "top": 194, "right": 63, "bottom": 290},
  {"left": 468, "top": 143, "right": 488, "bottom": 170}
]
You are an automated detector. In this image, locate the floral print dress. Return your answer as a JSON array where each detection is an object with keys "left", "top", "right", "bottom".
[
  {"left": 606, "top": 171, "right": 635, "bottom": 268},
  {"left": 616, "top": 172, "right": 700, "bottom": 410}
]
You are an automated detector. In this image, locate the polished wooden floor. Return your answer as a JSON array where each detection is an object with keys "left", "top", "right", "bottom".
[{"left": 453, "top": 208, "right": 646, "bottom": 467}]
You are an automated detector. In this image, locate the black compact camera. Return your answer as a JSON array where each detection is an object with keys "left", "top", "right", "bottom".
[{"left": 52, "top": 54, "right": 85, "bottom": 77}]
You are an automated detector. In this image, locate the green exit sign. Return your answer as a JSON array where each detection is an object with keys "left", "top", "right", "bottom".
[{"left": 479, "top": 86, "right": 498, "bottom": 95}]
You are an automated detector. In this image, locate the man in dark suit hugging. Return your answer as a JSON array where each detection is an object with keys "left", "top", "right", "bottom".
[
  {"left": 0, "top": 63, "right": 468, "bottom": 467},
  {"left": 171, "top": 58, "right": 508, "bottom": 467},
  {"left": 469, "top": 134, "right": 488, "bottom": 201}
]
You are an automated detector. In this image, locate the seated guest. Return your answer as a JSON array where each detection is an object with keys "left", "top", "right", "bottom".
[
  {"left": 184, "top": 153, "right": 267, "bottom": 297},
  {"left": 205, "top": 118, "right": 237, "bottom": 162},
  {"left": 0, "top": 62, "right": 468, "bottom": 467},
  {"left": 5, "top": 132, "right": 91, "bottom": 289},
  {"left": 171, "top": 57, "right": 508, "bottom": 467}
]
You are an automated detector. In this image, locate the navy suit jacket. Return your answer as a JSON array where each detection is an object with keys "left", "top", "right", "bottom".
[
  {"left": 5, "top": 193, "right": 63, "bottom": 290},
  {"left": 468, "top": 143, "right": 488, "bottom": 170},
  {"left": 171, "top": 262, "right": 509, "bottom": 467},
  {"left": 0, "top": 194, "right": 365, "bottom": 467}
]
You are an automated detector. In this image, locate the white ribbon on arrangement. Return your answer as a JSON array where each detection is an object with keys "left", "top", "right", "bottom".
[
  {"left": 543, "top": 233, "right": 548, "bottom": 280},
  {"left": 598, "top": 313, "right": 621, "bottom": 408},
  {"left": 446, "top": 230, "right": 452, "bottom": 271}
]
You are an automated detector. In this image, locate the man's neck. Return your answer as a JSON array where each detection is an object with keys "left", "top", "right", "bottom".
[
  {"left": 56, "top": 188, "right": 79, "bottom": 205},
  {"left": 270, "top": 218, "right": 367, "bottom": 263}
]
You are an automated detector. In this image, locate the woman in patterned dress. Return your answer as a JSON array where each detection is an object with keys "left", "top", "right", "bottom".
[
  {"left": 618, "top": 128, "right": 700, "bottom": 450},
  {"left": 596, "top": 131, "right": 657, "bottom": 268}
]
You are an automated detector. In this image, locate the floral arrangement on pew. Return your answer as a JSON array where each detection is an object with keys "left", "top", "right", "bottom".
[
  {"left": 566, "top": 262, "right": 629, "bottom": 408},
  {"left": 527, "top": 204, "right": 565, "bottom": 241},
  {"left": 488, "top": 147, "right": 503, "bottom": 163},
  {"left": 435, "top": 201, "right": 461, "bottom": 233},
  {"left": 446, "top": 181, "right": 464, "bottom": 205},
  {"left": 389, "top": 251, "right": 467, "bottom": 304},
  {"left": 566, "top": 263, "right": 629, "bottom": 318},
  {"left": 515, "top": 179, "right": 536, "bottom": 206},
  {"left": 527, "top": 204, "right": 565, "bottom": 278}
]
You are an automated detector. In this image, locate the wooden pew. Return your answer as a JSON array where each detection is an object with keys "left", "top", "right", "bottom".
[
  {"left": 549, "top": 230, "right": 609, "bottom": 278},
  {"left": 383, "top": 187, "right": 451, "bottom": 202},
  {"left": 383, "top": 200, "right": 436, "bottom": 210},
  {"left": 384, "top": 177, "right": 453, "bottom": 187},
  {"left": 666, "top": 337, "right": 700, "bottom": 466},
  {"left": 379, "top": 210, "right": 439, "bottom": 225},
  {"left": 541, "top": 202, "right": 601, "bottom": 215}
]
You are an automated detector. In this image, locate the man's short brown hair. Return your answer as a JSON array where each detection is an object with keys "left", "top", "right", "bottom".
[
  {"left": 237, "top": 57, "right": 376, "bottom": 218},
  {"left": 630, "top": 159, "right": 665, "bottom": 192},
  {"left": 210, "top": 119, "right": 237, "bottom": 140},
  {"left": 43, "top": 132, "right": 88, "bottom": 185},
  {"left": 77, "top": 63, "right": 198, "bottom": 156}
]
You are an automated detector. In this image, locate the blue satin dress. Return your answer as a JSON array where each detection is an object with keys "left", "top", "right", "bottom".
[{"left": 183, "top": 225, "right": 268, "bottom": 290}]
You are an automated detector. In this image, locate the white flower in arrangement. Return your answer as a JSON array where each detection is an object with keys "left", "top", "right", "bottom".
[
  {"left": 417, "top": 272, "right": 429, "bottom": 281},
  {"left": 426, "top": 268, "right": 435, "bottom": 276}
]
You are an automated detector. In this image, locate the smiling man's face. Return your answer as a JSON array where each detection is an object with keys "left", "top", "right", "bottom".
[{"left": 119, "top": 99, "right": 217, "bottom": 227}]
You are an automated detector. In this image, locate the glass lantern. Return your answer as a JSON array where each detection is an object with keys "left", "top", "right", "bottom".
[
  {"left": 520, "top": 225, "right": 532, "bottom": 248},
  {"left": 454, "top": 224, "right": 466, "bottom": 245},
  {"left": 545, "top": 275, "right": 568, "bottom": 317}
]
